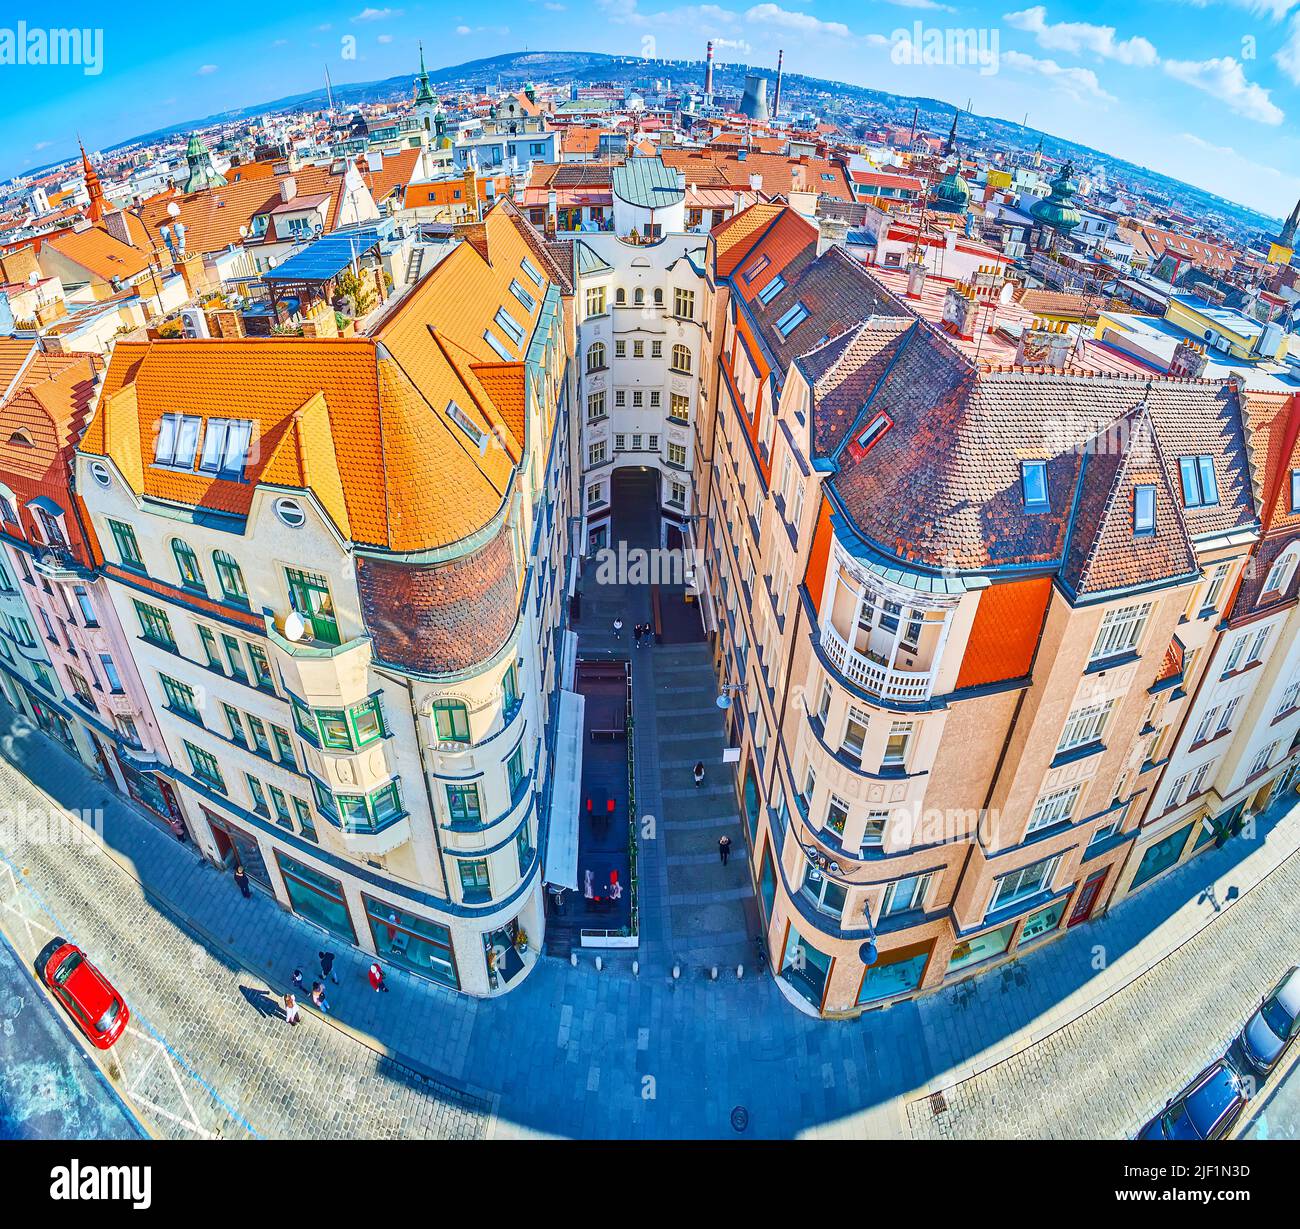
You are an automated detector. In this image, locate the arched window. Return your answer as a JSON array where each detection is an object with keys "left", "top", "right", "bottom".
[
  {"left": 671, "top": 343, "right": 692, "bottom": 374},
  {"left": 653, "top": 287, "right": 664, "bottom": 306},
  {"left": 172, "top": 539, "right": 204, "bottom": 591},
  {"left": 432, "top": 698, "right": 471, "bottom": 744},
  {"left": 634, "top": 287, "right": 644, "bottom": 306},
  {"left": 615, "top": 287, "right": 626, "bottom": 305},
  {"left": 586, "top": 342, "right": 606, "bottom": 372},
  {"left": 213, "top": 550, "right": 248, "bottom": 605},
  {"left": 1263, "top": 549, "right": 1299, "bottom": 599}
]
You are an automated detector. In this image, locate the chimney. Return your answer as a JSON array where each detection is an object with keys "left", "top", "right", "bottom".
[
  {"left": 1015, "top": 318, "right": 1070, "bottom": 369},
  {"left": 372, "top": 265, "right": 388, "bottom": 306},
  {"left": 905, "top": 259, "right": 926, "bottom": 300},
  {"left": 942, "top": 283, "right": 977, "bottom": 341},
  {"left": 748, "top": 173, "right": 763, "bottom": 196},
  {"left": 464, "top": 165, "right": 479, "bottom": 220},
  {"left": 279, "top": 175, "right": 297, "bottom": 204},
  {"left": 704, "top": 40, "right": 714, "bottom": 101},
  {"left": 1169, "top": 337, "right": 1209, "bottom": 380},
  {"left": 103, "top": 210, "right": 132, "bottom": 247},
  {"left": 773, "top": 49, "right": 784, "bottom": 119},
  {"left": 208, "top": 308, "right": 245, "bottom": 339},
  {"left": 816, "top": 216, "right": 849, "bottom": 256}
]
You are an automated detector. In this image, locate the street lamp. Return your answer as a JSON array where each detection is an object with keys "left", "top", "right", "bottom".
[{"left": 715, "top": 682, "right": 745, "bottom": 710}]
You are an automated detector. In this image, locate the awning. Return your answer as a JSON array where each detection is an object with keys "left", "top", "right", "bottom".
[{"left": 543, "top": 689, "right": 585, "bottom": 892}]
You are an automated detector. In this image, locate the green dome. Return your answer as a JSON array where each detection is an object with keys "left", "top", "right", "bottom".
[
  {"left": 929, "top": 165, "right": 971, "bottom": 214},
  {"left": 1030, "top": 161, "right": 1082, "bottom": 234}
]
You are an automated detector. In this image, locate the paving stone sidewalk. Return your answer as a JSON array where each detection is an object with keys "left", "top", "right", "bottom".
[{"left": 3, "top": 699, "right": 1300, "bottom": 1139}]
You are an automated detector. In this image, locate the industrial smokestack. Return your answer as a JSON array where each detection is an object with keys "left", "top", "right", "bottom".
[
  {"left": 704, "top": 40, "right": 714, "bottom": 102},
  {"left": 773, "top": 49, "right": 784, "bottom": 118}
]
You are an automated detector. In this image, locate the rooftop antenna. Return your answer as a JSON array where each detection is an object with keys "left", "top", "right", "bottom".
[{"left": 325, "top": 64, "right": 335, "bottom": 115}]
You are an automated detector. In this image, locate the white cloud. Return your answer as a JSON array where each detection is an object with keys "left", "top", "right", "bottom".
[
  {"left": 544, "top": 1, "right": 567, "bottom": 8},
  {"left": 1002, "top": 49, "right": 1114, "bottom": 102},
  {"left": 272, "top": 38, "right": 288, "bottom": 46},
  {"left": 713, "top": 36, "right": 753, "bottom": 55},
  {"left": 744, "top": 3, "right": 849, "bottom": 37},
  {"left": 1278, "top": 14, "right": 1300, "bottom": 84},
  {"left": 352, "top": 7, "right": 403, "bottom": 21},
  {"left": 197, "top": 64, "right": 219, "bottom": 75},
  {"left": 1004, "top": 6, "right": 1157, "bottom": 66},
  {"left": 456, "top": 24, "right": 472, "bottom": 33},
  {"left": 883, "top": 0, "right": 955, "bottom": 10},
  {"left": 1163, "top": 56, "right": 1284, "bottom": 124},
  {"left": 33, "top": 140, "right": 51, "bottom": 151},
  {"left": 377, "top": 33, "right": 393, "bottom": 42}
]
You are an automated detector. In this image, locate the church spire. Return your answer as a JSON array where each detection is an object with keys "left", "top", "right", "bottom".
[
  {"left": 79, "top": 139, "right": 105, "bottom": 224},
  {"left": 414, "top": 42, "right": 435, "bottom": 106},
  {"left": 943, "top": 107, "right": 959, "bottom": 158},
  {"left": 1282, "top": 196, "right": 1300, "bottom": 249}
]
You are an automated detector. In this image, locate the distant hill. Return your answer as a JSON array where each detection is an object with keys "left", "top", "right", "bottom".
[{"left": 95, "top": 48, "right": 1277, "bottom": 235}]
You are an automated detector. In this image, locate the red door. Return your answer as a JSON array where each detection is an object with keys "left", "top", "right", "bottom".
[{"left": 1068, "top": 870, "right": 1107, "bottom": 927}]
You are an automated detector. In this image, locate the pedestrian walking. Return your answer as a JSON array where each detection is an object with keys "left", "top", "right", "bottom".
[
  {"left": 169, "top": 817, "right": 189, "bottom": 844},
  {"left": 613, "top": 616, "right": 624, "bottom": 640},
  {"left": 718, "top": 834, "right": 732, "bottom": 866},
  {"left": 632, "top": 622, "right": 642, "bottom": 648},
  {"left": 369, "top": 963, "right": 389, "bottom": 993},
  {"left": 292, "top": 968, "right": 305, "bottom": 993},
  {"left": 318, "top": 949, "right": 337, "bottom": 984},
  {"left": 693, "top": 760, "right": 705, "bottom": 788},
  {"left": 311, "top": 982, "right": 330, "bottom": 1014},
  {"left": 284, "top": 994, "right": 301, "bottom": 1026},
  {"left": 233, "top": 865, "right": 251, "bottom": 899}
]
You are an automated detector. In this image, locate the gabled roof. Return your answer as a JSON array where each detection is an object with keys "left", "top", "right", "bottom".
[{"left": 42, "top": 224, "right": 151, "bottom": 281}]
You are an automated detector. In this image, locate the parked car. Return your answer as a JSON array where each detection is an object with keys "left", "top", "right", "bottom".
[
  {"left": 1236, "top": 964, "right": 1300, "bottom": 1075},
  {"left": 1138, "top": 1059, "right": 1248, "bottom": 1140},
  {"left": 42, "top": 942, "right": 129, "bottom": 1049}
]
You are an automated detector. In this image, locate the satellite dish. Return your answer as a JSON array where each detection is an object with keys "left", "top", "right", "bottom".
[
  {"left": 167, "top": 201, "right": 181, "bottom": 218},
  {"left": 284, "top": 611, "right": 307, "bottom": 641}
]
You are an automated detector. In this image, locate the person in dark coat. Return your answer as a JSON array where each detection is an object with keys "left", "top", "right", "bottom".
[
  {"left": 233, "top": 865, "right": 251, "bottom": 898},
  {"left": 318, "top": 950, "right": 337, "bottom": 984}
]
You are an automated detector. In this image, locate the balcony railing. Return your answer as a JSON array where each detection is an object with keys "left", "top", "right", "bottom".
[{"left": 821, "top": 622, "right": 935, "bottom": 703}]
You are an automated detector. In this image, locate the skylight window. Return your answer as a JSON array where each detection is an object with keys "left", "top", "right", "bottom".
[
  {"left": 154, "top": 413, "right": 202, "bottom": 469},
  {"left": 198, "top": 419, "right": 254, "bottom": 481},
  {"left": 1021, "top": 461, "right": 1049, "bottom": 511},
  {"left": 1134, "top": 485, "right": 1156, "bottom": 536},
  {"left": 857, "top": 412, "right": 891, "bottom": 453},
  {"left": 483, "top": 329, "right": 513, "bottom": 361},
  {"left": 757, "top": 275, "right": 785, "bottom": 306},
  {"left": 775, "top": 301, "right": 809, "bottom": 336},
  {"left": 447, "top": 400, "right": 486, "bottom": 450},
  {"left": 494, "top": 307, "right": 525, "bottom": 347},
  {"left": 1178, "top": 455, "right": 1219, "bottom": 509},
  {"left": 742, "top": 254, "right": 770, "bottom": 283},
  {"left": 509, "top": 279, "right": 536, "bottom": 312},
  {"left": 520, "top": 257, "right": 543, "bottom": 288}
]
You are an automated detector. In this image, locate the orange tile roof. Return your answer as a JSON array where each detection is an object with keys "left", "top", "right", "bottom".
[
  {"left": 712, "top": 202, "right": 785, "bottom": 278},
  {"left": 954, "top": 576, "right": 1052, "bottom": 690},
  {"left": 0, "top": 338, "right": 37, "bottom": 397},
  {"left": 41, "top": 224, "right": 151, "bottom": 282},
  {"left": 561, "top": 127, "right": 602, "bottom": 156},
  {"left": 84, "top": 200, "right": 555, "bottom": 554}
]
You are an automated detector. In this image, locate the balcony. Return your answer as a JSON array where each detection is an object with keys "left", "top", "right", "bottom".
[
  {"left": 33, "top": 544, "right": 90, "bottom": 581},
  {"left": 325, "top": 813, "right": 412, "bottom": 858},
  {"left": 821, "top": 622, "right": 935, "bottom": 703},
  {"left": 264, "top": 612, "right": 373, "bottom": 709}
]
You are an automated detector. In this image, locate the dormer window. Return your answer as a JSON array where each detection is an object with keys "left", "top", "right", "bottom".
[
  {"left": 742, "top": 254, "right": 770, "bottom": 283},
  {"left": 1134, "top": 485, "right": 1156, "bottom": 536},
  {"left": 1021, "top": 461, "right": 1049, "bottom": 511},
  {"left": 1178, "top": 455, "right": 1219, "bottom": 508},
  {"left": 8, "top": 428, "right": 33, "bottom": 447},
  {"left": 447, "top": 400, "right": 486, "bottom": 450},
  {"left": 1290, "top": 469, "right": 1300, "bottom": 513},
  {"left": 198, "top": 419, "right": 253, "bottom": 481},
  {"left": 757, "top": 275, "right": 785, "bottom": 305},
  {"left": 154, "top": 413, "right": 202, "bottom": 469}
]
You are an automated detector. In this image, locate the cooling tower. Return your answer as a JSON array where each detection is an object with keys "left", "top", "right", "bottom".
[{"left": 739, "top": 72, "right": 769, "bottom": 121}]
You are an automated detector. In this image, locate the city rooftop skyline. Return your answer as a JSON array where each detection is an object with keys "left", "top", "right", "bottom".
[{"left": 4, "top": 1, "right": 1300, "bottom": 217}]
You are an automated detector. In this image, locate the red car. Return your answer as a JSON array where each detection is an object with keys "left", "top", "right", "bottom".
[{"left": 42, "top": 942, "right": 129, "bottom": 1049}]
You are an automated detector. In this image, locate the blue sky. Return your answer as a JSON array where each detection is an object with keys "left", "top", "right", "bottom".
[{"left": 3, "top": 1, "right": 1299, "bottom": 218}]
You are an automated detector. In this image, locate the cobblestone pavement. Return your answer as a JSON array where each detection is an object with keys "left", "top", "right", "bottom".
[
  {"left": 1241, "top": 1048, "right": 1300, "bottom": 1140},
  {"left": 2, "top": 700, "right": 1300, "bottom": 1139},
  {"left": 905, "top": 840, "right": 1300, "bottom": 1140},
  {"left": 0, "top": 929, "right": 143, "bottom": 1139}
]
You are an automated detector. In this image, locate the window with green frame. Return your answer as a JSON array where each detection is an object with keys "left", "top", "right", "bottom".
[
  {"left": 271, "top": 723, "right": 295, "bottom": 767},
  {"left": 502, "top": 663, "right": 520, "bottom": 713},
  {"left": 185, "top": 742, "right": 225, "bottom": 792},
  {"left": 293, "top": 797, "right": 318, "bottom": 842},
  {"left": 223, "top": 703, "right": 248, "bottom": 746},
  {"left": 268, "top": 785, "right": 291, "bottom": 827},
  {"left": 134, "top": 600, "right": 175, "bottom": 648},
  {"left": 246, "top": 774, "right": 269, "bottom": 815},
  {"left": 197, "top": 624, "right": 222, "bottom": 670},
  {"left": 314, "top": 779, "right": 403, "bottom": 832},
  {"left": 446, "top": 783, "right": 482, "bottom": 826},
  {"left": 309, "top": 696, "right": 386, "bottom": 751},
  {"left": 247, "top": 714, "right": 271, "bottom": 757},
  {"left": 221, "top": 634, "right": 249, "bottom": 683},
  {"left": 285, "top": 568, "right": 340, "bottom": 645},
  {"left": 109, "top": 520, "right": 143, "bottom": 569},
  {"left": 516, "top": 824, "right": 533, "bottom": 875},
  {"left": 507, "top": 745, "right": 525, "bottom": 796},
  {"left": 171, "top": 539, "right": 205, "bottom": 591},
  {"left": 311, "top": 778, "right": 338, "bottom": 821},
  {"left": 213, "top": 550, "right": 248, "bottom": 606},
  {"left": 292, "top": 697, "right": 319, "bottom": 745},
  {"left": 458, "top": 858, "right": 490, "bottom": 901},
  {"left": 248, "top": 643, "right": 275, "bottom": 692},
  {"left": 159, "top": 673, "right": 199, "bottom": 720},
  {"left": 433, "top": 699, "right": 470, "bottom": 743}
]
